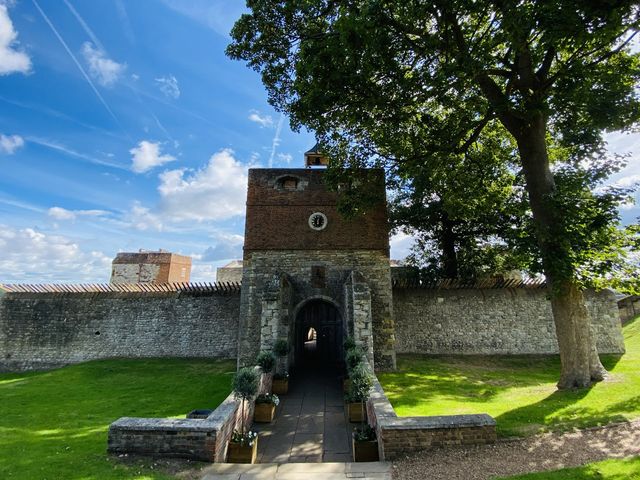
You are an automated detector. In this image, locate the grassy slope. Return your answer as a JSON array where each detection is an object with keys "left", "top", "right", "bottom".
[
  {"left": 379, "top": 316, "right": 640, "bottom": 437},
  {"left": 498, "top": 456, "right": 640, "bottom": 479},
  {"left": 0, "top": 358, "right": 235, "bottom": 480}
]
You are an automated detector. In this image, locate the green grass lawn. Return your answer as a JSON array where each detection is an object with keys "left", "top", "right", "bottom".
[
  {"left": 379, "top": 316, "right": 640, "bottom": 437},
  {"left": 0, "top": 358, "right": 235, "bottom": 480},
  {"left": 498, "top": 456, "right": 640, "bottom": 479}
]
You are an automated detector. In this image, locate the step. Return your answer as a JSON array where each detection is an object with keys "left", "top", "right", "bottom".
[{"left": 200, "top": 461, "right": 392, "bottom": 480}]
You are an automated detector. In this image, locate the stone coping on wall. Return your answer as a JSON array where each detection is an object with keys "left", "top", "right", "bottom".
[
  {"left": 0, "top": 282, "right": 241, "bottom": 295},
  {"left": 364, "top": 359, "right": 497, "bottom": 460}
]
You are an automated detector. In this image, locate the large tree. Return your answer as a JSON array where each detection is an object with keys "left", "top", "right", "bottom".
[{"left": 228, "top": 1, "right": 640, "bottom": 388}]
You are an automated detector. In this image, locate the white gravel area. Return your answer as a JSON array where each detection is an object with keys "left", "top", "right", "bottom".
[{"left": 392, "top": 419, "right": 640, "bottom": 480}]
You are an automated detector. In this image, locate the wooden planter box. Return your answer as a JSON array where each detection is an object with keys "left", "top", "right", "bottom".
[
  {"left": 272, "top": 378, "right": 289, "bottom": 395},
  {"left": 254, "top": 402, "right": 276, "bottom": 423},
  {"left": 348, "top": 402, "right": 366, "bottom": 423},
  {"left": 227, "top": 436, "right": 259, "bottom": 464},
  {"left": 352, "top": 437, "right": 379, "bottom": 462}
]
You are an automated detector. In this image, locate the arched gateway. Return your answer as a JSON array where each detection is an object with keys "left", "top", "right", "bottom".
[
  {"left": 236, "top": 165, "right": 396, "bottom": 371},
  {"left": 295, "top": 299, "right": 343, "bottom": 368}
]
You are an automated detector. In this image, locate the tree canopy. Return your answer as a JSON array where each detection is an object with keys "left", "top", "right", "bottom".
[{"left": 228, "top": 1, "right": 640, "bottom": 388}]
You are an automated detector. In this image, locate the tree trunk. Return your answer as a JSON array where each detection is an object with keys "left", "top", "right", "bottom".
[{"left": 515, "top": 114, "right": 606, "bottom": 389}]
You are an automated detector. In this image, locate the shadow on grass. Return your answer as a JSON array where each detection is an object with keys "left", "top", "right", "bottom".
[
  {"left": 495, "top": 389, "right": 640, "bottom": 437},
  {"left": 379, "top": 354, "right": 564, "bottom": 410}
]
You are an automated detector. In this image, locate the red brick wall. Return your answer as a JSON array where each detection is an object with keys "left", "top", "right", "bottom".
[{"left": 244, "top": 169, "right": 389, "bottom": 254}]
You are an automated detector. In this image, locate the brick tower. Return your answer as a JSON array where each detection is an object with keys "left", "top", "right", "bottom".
[{"left": 237, "top": 158, "right": 396, "bottom": 371}]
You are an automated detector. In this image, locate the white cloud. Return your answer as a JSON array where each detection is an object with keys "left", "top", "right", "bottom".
[
  {"left": 125, "top": 201, "right": 164, "bottom": 231},
  {"left": 81, "top": 41, "right": 125, "bottom": 87},
  {"left": 0, "top": 133, "right": 23, "bottom": 154},
  {"left": 248, "top": 110, "right": 273, "bottom": 128},
  {"left": 156, "top": 148, "right": 248, "bottom": 222},
  {"left": 390, "top": 232, "right": 415, "bottom": 262},
  {"left": 0, "top": 225, "right": 112, "bottom": 283},
  {"left": 48, "top": 206, "right": 109, "bottom": 221},
  {"left": 130, "top": 140, "right": 176, "bottom": 173},
  {"left": 612, "top": 174, "right": 640, "bottom": 189},
  {"left": 0, "top": 5, "right": 31, "bottom": 75},
  {"left": 155, "top": 75, "right": 180, "bottom": 99},
  {"left": 277, "top": 152, "right": 293, "bottom": 165}
]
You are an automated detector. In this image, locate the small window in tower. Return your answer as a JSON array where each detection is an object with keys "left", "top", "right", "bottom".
[
  {"left": 283, "top": 178, "right": 297, "bottom": 190},
  {"left": 311, "top": 266, "right": 326, "bottom": 288},
  {"left": 181, "top": 267, "right": 186, "bottom": 278}
]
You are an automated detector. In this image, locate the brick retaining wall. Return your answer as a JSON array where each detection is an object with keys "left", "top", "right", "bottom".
[
  {"left": 108, "top": 370, "right": 272, "bottom": 462},
  {"left": 365, "top": 360, "right": 497, "bottom": 460}
]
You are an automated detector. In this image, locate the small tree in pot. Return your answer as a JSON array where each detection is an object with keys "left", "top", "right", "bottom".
[
  {"left": 256, "top": 350, "right": 276, "bottom": 376},
  {"left": 345, "top": 363, "right": 372, "bottom": 423},
  {"left": 343, "top": 341, "right": 364, "bottom": 392},
  {"left": 228, "top": 367, "right": 259, "bottom": 463},
  {"left": 272, "top": 338, "right": 290, "bottom": 395},
  {"left": 346, "top": 363, "right": 378, "bottom": 462}
]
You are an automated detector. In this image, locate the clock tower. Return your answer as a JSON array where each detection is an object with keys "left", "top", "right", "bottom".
[{"left": 237, "top": 158, "right": 396, "bottom": 372}]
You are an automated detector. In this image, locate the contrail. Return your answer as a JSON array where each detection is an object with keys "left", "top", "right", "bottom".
[
  {"left": 31, "top": 0, "right": 127, "bottom": 137},
  {"left": 62, "top": 0, "right": 105, "bottom": 52},
  {"left": 268, "top": 114, "right": 284, "bottom": 168}
]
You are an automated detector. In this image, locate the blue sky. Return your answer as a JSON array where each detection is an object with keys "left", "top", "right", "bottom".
[{"left": 0, "top": 1, "right": 638, "bottom": 284}]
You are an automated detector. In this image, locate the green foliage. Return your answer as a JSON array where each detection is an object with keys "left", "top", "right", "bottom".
[
  {"left": 343, "top": 335, "right": 357, "bottom": 351},
  {"left": 346, "top": 363, "right": 373, "bottom": 403},
  {"left": 378, "top": 316, "right": 640, "bottom": 437},
  {"left": 345, "top": 345, "right": 365, "bottom": 372},
  {"left": 256, "top": 351, "right": 276, "bottom": 373},
  {"left": 353, "top": 424, "right": 376, "bottom": 442},
  {"left": 255, "top": 393, "right": 280, "bottom": 406},
  {"left": 273, "top": 338, "right": 290, "bottom": 358},
  {"left": 232, "top": 367, "right": 259, "bottom": 401},
  {"left": 0, "top": 358, "right": 234, "bottom": 480},
  {"left": 232, "top": 367, "right": 260, "bottom": 439},
  {"left": 227, "top": 0, "right": 640, "bottom": 289}
]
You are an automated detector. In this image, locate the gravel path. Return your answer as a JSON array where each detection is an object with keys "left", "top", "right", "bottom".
[{"left": 392, "top": 420, "right": 640, "bottom": 480}]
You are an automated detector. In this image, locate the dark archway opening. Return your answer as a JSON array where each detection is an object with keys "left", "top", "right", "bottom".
[{"left": 295, "top": 299, "right": 343, "bottom": 370}]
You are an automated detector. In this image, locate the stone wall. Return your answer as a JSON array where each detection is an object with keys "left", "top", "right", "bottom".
[
  {"left": 0, "top": 289, "right": 240, "bottom": 372},
  {"left": 237, "top": 249, "right": 396, "bottom": 370},
  {"left": 393, "top": 287, "right": 625, "bottom": 355}
]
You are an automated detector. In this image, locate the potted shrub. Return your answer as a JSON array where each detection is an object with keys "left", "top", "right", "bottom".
[
  {"left": 352, "top": 424, "right": 379, "bottom": 462},
  {"left": 272, "top": 338, "right": 290, "bottom": 395},
  {"left": 343, "top": 342, "right": 364, "bottom": 392},
  {"left": 227, "top": 367, "right": 259, "bottom": 464},
  {"left": 253, "top": 393, "right": 280, "bottom": 422},
  {"left": 345, "top": 363, "right": 373, "bottom": 423},
  {"left": 256, "top": 351, "right": 276, "bottom": 383}
]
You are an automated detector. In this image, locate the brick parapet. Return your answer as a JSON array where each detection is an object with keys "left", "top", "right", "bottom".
[{"left": 108, "top": 368, "right": 271, "bottom": 462}]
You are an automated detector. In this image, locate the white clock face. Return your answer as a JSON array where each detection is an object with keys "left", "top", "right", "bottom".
[{"left": 309, "top": 212, "right": 328, "bottom": 231}]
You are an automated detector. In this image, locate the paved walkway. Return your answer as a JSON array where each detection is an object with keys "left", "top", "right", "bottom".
[
  {"left": 254, "top": 367, "right": 353, "bottom": 463},
  {"left": 200, "top": 462, "right": 391, "bottom": 480}
]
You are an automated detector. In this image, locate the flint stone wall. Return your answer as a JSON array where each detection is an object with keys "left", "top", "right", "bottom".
[
  {"left": 393, "top": 287, "right": 625, "bottom": 355},
  {"left": 237, "top": 249, "right": 396, "bottom": 370},
  {"left": 0, "top": 290, "right": 239, "bottom": 372}
]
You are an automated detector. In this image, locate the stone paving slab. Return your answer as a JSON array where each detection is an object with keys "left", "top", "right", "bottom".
[
  {"left": 200, "top": 462, "right": 392, "bottom": 480},
  {"left": 254, "top": 368, "right": 354, "bottom": 463}
]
